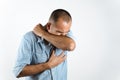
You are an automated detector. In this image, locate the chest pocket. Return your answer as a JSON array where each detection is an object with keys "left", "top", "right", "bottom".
[
  {"left": 33, "top": 49, "right": 48, "bottom": 64},
  {"left": 32, "top": 42, "right": 49, "bottom": 64}
]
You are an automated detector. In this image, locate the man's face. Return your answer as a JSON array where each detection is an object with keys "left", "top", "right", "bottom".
[{"left": 47, "top": 18, "right": 71, "bottom": 36}]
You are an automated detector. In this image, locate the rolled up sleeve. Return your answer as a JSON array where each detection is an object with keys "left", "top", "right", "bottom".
[{"left": 13, "top": 34, "right": 33, "bottom": 77}]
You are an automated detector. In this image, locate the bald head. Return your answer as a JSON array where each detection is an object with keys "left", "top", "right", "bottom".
[{"left": 49, "top": 9, "right": 72, "bottom": 23}]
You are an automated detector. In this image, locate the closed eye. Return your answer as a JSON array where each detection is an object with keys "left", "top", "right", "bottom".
[{"left": 56, "top": 30, "right": 70, "bottom": 34}]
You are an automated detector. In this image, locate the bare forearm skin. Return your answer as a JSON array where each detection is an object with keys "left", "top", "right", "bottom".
[
  {"left": 42, "top": 31, "right": 76, "bottom": 51},
  {"left": 17, "top": 63, "right": 49, "bottom": 78}
]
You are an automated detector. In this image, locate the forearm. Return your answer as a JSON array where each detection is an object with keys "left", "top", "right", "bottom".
[
  {"left": 42, "top": 31, "right": 76, "bottom": 51},
  {"left": 32, "top": 24, "right": 76, "bottom": 51},
  {"left": 17, "top": 63, "right": 49, "bottom": 78}
]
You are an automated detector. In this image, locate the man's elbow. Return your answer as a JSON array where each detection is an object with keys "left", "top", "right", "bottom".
[{"left": 67, "top": 42, "right": 76, "bottom": 51}]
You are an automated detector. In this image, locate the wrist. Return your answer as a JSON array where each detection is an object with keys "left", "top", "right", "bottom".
[{"left": 45, "top": 62, "right": 51, "bottom": 69}]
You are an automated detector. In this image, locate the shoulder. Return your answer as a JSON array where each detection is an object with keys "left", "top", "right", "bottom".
[
  {"left": 67, "top": 30, "right": 74, "bottom": 38},
  {"left": 23, "top": 31, "right": 38, "bottom": 42}
]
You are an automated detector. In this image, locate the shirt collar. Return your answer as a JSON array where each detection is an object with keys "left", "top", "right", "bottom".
[
  {"left": 37, "top": 36, "right": 44, "bottom": 43},
  {"left": 37, "top": 36, "right": 51, "bottom": 46}
]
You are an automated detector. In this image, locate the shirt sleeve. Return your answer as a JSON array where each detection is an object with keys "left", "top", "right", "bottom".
[
  {"left": 13, "top": 34, "right": 33, "bottom": 77},
  {"left": 66, "top": 30, "right": 76, "bottom": 42}
]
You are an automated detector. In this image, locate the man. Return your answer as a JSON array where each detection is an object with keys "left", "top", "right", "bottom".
[{"left": 13, "top": 9, "right": 76, "bottom": 80}]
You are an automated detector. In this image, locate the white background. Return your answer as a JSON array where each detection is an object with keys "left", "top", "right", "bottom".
[{"left": 0, "top": 0, "right": 120, "bottom": 80}]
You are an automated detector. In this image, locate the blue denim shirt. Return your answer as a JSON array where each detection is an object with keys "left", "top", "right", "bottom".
[{"left": 13, "top": 31, "right": 74, "bottom": 80}]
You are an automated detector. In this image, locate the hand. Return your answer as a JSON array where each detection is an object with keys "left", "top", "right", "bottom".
[
  {"left": 47, "top": 50, "right": 66, "bottom": 68},
  {"left": 33, "top": 24, "right": 45, "bottom": 37}
]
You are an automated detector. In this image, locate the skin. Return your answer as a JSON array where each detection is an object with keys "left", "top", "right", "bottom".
[
  {"left": 33, "top": 18, "right": 76, "bottom": 51},
  {"left": 17, "top": 18, "right": 76, "bottom": 78}
]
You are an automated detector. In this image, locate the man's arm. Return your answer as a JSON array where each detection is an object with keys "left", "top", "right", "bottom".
[
  {"left": 17, "top": 50, "right": 66, "bottom": 78},
  {"left": 33, "top": 24, "right": 76, "bottom": 51},
  {"left": 17, "top": 63, "right": 49, "bottom": 78}
]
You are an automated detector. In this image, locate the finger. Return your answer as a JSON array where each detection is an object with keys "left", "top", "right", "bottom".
[
  {"left": 51, "top": 50, "right": 55, "bottom": 56},
  {"left": 61, "top": 55, "right": 67, "bottom": 62},
  {"left": 59, "top": 51, "right": 65, "bottom": 57},
  {"left": 63, "top": 55, "right": 67, "bottom": 60}
]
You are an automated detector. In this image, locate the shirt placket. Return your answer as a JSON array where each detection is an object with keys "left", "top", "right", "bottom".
[{"left": 49, "top": 46, "right": 56, "bottom": 80}]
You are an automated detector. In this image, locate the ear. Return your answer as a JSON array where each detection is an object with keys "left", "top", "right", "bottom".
[{"left": 46, "top": 23, "right": 51, "bottom": 31}]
